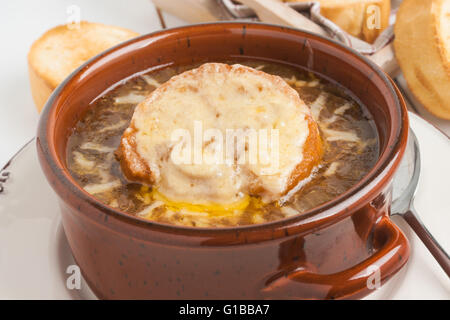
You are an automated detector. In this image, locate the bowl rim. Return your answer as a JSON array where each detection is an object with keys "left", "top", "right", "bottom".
[{"left": 37, "top": 22, "right": 408, "bottom": 235}]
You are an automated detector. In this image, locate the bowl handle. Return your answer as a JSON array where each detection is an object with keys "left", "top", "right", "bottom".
[{"left": 261, "top": 217, "right": 410, "bottom": 299}]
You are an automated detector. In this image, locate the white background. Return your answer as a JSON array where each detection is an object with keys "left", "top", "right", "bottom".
[{"left": 0, "top": 0, "right": 184, "bottom": 168}]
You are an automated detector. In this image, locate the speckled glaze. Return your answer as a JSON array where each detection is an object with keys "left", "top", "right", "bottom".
[{"left": 37, "top": 23, "right": 409, "bottom": 299}]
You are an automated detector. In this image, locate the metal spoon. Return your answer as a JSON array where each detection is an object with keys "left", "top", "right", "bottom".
[{"left": 391, "top": 128, "right": 450, "bottom": 277}]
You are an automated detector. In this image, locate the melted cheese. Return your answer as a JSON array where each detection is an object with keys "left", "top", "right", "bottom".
[
  {"left": 323, "top": 128, "right": 360, "bottom": 142},
  {"left": 80, "top": 142, "right": 115, "bottom": 153},
  {"left": 310, "top": 92, "right": 327, "bottom": 121},
  {"left": 324, "top": 162, "right": 339, "bottom": 176},
  {"left": 334, "top": 103, "right": 352, "bottom": 115},
  {"left": 121, "top": 63, "right": 320, "bottom": 206},
  {"left": 151, "top": 189, "right": 251, "bottom": 216},
  {"left": 141, "top": 75, "right": 161, "bottom": 88},
  {"left": 84, "top": 180, "right": 121, "bottom": 194},
  {"left": 114, "top": 92, "right": 147, "bottom": 104}
]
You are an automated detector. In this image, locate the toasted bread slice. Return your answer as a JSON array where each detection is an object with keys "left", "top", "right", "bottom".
[
  {"left": 28, "top": 21, "right": 139, "bottom": 112},
  {"left": 117, "top": 63, "right": 323, "bottom": 205},
  {"left": 283, "top": 0, "right": 390, "bottom": 43},
  {"left": 394, "top": 0, "right": 450, "bottom": 119}
]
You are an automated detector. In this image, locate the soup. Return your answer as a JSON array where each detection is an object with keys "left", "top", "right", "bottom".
[{"left": 66, "top": 60, "right": 379, "bottom": 227}]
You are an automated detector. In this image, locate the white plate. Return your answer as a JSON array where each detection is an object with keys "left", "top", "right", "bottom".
[{"left": 0, "top": 112, "right": 448, "bottom": 300}]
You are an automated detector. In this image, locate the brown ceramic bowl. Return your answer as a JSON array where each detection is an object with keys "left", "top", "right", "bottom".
[{"left": 37, "top": 23, "right": 409, "bottom": 299}]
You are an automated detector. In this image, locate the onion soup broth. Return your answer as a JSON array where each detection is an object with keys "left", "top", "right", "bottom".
[{"left": 66, "top": 61, "right": 379, "bottom": 227}]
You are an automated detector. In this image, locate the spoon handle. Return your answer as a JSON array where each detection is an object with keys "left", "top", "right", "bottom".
[{"left": 403, "top": 207, "right": 450, "bottom": 277}]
